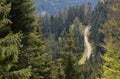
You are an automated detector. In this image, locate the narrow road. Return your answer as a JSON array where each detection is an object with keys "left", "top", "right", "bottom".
[
  {"left": 84, "top": 26, "right": 92, "bottom": 59},
  {"left": 78, "top": 26, "right": 92, "bottom": 64}
]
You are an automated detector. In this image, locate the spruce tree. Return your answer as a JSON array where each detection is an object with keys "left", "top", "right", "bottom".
[
  {"left": 0, "top": 0, "right": 31, "bottom": 79},
  {"left": 8, "top": 0, "right": 36, "bottom": 33},
  {"left": 73, "top": 17, "right": 84, "bottom": 53},
  {"left": 102, "top": 0, "right": 120, "bottom": 78},
  {"left": 8, "top": 0, "right": 54, "bottom": 78},
  {"left": 88, "top": 2, "right": 108, "bottom": 79},
  {"left": 91, "top": 1, "right": 107, "bottom": 54},
  {"left": 61, "top": 24, "right": 79, "bottom": 79}
]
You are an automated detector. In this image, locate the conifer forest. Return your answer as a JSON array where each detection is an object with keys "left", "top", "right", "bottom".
[{"left": 0, "top": 0, "right": 120, "bottom": 79}]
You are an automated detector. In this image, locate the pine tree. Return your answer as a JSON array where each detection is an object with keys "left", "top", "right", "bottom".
[
  {"left": 91, "top": 1, "right": 107, "bottom": 54},
  {"left": 61, "top": 25, "right": 79, "bottom": 79},
  {"left": 73, "top": 17, "right": 84, "bottom": 53},
  {"left": 8, "top": 0, "right": 54, "bottom": 78},
  {"left": 89, "top": 2, "right": 108, "bottom": 79},
  {"left": 0, "top": 0, "right": 31, "bottom": 79},
  {"left": 102, "top": 0, "right": 120, "bottom": 78},
  {"left": 8, "top": 0, "right": 36, "bottom": 33},
  {"left": 84, "top": 2, "right": 92, "bottom": 25}
]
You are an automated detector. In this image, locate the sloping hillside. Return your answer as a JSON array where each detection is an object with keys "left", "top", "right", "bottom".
[{"left": 36, "top": 0, "right": 99, "bottom": 15}]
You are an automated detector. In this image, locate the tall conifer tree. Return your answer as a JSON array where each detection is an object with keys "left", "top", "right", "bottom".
[
  {"left": 102, "top": 0, "right": 120, "bottom": 78},
  {"left": 0, "top": 0, "right": 31, "bottom": 79},
  {"left": 61, "top": 24, "right": 79, "bottom": 79},
  {"left": 8, "top": 0, "right": 54, "bottom": 78}
]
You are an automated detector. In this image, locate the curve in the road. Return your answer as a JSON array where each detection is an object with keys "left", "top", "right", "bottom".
[
  {"left": 84, "top": 26, "right": 92, "bottom": 59},
  {"left": 78, "top": 26, "right": 92, "bottom": 65}
]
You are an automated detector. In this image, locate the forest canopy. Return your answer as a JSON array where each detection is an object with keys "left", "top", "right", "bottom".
[{"left": 0, "top": 0, "right": 119, "bottom": 79}]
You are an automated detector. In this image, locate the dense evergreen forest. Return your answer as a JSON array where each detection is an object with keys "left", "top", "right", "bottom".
[
  {"left": 0, "top": 0, "right": 120, "bottom": 79},
  {"left": 36, "top": 0, "right": 99, "bottom": 15}
]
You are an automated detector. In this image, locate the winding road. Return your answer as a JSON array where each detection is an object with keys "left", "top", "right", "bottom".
[
  {"left": 84, "top": 26, "right": 92, "bottom": 59},
  {"left": 78, "top": 26, "right": 92, "bottom": 65}
]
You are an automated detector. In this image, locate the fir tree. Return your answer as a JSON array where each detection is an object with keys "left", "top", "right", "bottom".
[
  {"left": 91, "top": 1, "right": 107, "bottom": 54},
  {"left": 102, "top": 0, "right": 120, "bottom": 78},
  {"left": 8, "top": 0, "right": 54, "bottom": 78},
  {"left": 8, "top": 0, "right": 36, "bottom": 33},
  {"left": 61, "top": 25, "right": 79, "bottom": 79},
  {"left": 0, "top": 0, "right": 31, "bottom": 79},
  {"left": 73, "top": 17, "right": 84, "bottom": 53}
]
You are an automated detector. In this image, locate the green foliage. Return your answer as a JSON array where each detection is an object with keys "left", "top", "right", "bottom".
[
  {"left": 61, "top": 25, "right": 80, "bottom": 79},
  {"left": 0, "top": 1, "right": 31, "bottom": 78},
  {"left": 73, "top": 17, "right": 84, "bottom": 53},
  {"left": 91, "top": 1, "right": 107, "bottom": 47},
  {"left": 63, "top": 25, "right": 76, "bottom": 53},
  {"left": 31, "top": 53, "right": 54, "bottom": 79},
  {"left": 8, "top": 0, "right": 55, "bottom": 79},
  {"left": 61, "top": 52, "right": 78, "bottom": 79},
  {"left": 89, "top": 2, "right": 108, "bottom": 78},
  {"left": 51, "top": 59, "right": 65, "bottom": 79},
  {"left": 102, "top": 0, "right": 120, "bottom": 78},
  {"left": 1, "top": 0, "right": 119, "bottom": 79},
  {"left": 40, "top": 4, "right": 87, "bottom": 40},
  {"left": 1, "top": 67, "right": 31, "bottom": 79},
  {"left": 0, "top": 33, "right": 21, "bottom": 72},
  {"left": 9, "top": 0, "right": 36, "bottom": 33}
]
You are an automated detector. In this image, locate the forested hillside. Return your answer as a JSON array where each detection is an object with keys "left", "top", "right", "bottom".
[
  {"left": 36, "top": 0, "right": 99, "bottom": 15},
  {"left": 0, "top": 0, "right": 120, "bottom": 79}
]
